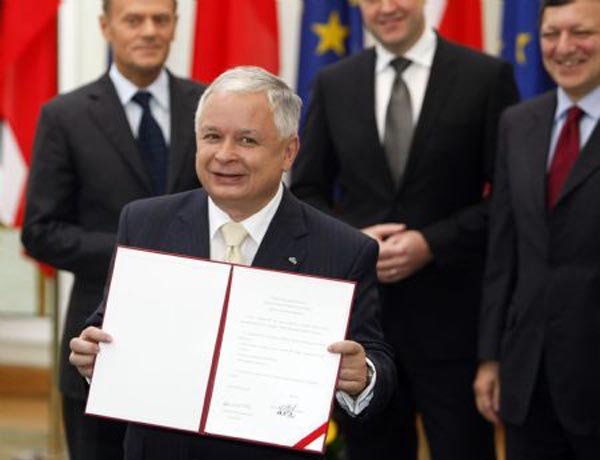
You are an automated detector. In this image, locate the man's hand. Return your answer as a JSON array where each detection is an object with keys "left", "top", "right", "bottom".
[
  {"left": 361, "top": 223, "right": 406, "bottom": 243},
  {"left": 376, "top": 230, "right": 433, "bottom": 283},
  {"left": 328, "top": 340, "right": 368, "bottom": 396},
  {"left": 69, "top": 326, "right": 112, "bottom": 379},
  {"left": 474, "top": 360, "right": 502, "bottom": 425}
]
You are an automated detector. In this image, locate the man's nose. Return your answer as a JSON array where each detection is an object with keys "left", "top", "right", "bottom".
[
  {"left": 555, "top": 31, "right": 578, "bottom": 55},
  {"left": 380, "top": 0, "right": 400, "bottom": 13},
  {"left": 140, "top": 18, "right": 158, "bottom": 36},
  {"left": 214, "top": 139, "right": 238, "bottom": 162}
]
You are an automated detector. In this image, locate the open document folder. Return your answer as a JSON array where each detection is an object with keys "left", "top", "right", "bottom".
[{"left": 86, "top": 246, "right": 356, "bottom": 453}]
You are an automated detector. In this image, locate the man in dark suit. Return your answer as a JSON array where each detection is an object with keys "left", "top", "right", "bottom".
[
  {"left": 291, "top": 1, "right": 519, "bottom": 459},
  {"left": 68, "top": 66, "right": 395, "bottom": 460},
  {"left": 474, "top": 1, "right": 600, "bottom": 458},
  {"left": 21, "top": 0, "right": 204, "bottom": 458}
]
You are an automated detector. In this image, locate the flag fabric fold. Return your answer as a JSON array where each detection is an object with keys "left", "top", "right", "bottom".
[
  {"left": 501, "top": 0, "right": 555, "bottom": 99},
  {"left": 0, "top": 0, "right": 59, "bottom": 227},
  {"left": 438, "top": 0, "right": 483, "bottom": 50},
  {"left": 192, "top": 0, "right": 279, "bottom": 84}
]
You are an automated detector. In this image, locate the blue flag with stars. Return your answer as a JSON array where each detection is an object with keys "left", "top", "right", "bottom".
[
  {"left": 297, "top": 0, "right": 363, "bottom": 122},
  {"left": 501, "top": 0, "right": 555, "bottom": 99}
]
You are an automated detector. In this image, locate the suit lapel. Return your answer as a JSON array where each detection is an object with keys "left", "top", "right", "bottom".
[
  {"left": 88, "top": 75, "right": 153, "bottom": 193},
  {"left": 558, "top": 118, "right": 600, "bottom": 205},
  {"left": 525, "top": 94, "right": 556, "bottom": 217},
  {"left": 168, "top": 189, "right": 308, "bottom": 269},
  {"left": 403, "top": 37, "right": 456, "bottom": 189},
  {"left": 356, "top": 50, "right": 397, "bottom": 192},
  {"left": 167, "top": 74, "right": 197, "bottom": 193},
  {"left": 170, "top": 190, "right": 210, "bottom": 258},
  {"left": 252, "top": 189, "right": 308, "bottom": 272}
]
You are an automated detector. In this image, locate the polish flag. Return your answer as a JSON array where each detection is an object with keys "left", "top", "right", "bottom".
[
  {"left": 426, "top": 0, "right": 483, "bottom": 50},
  {"left": 192, "top": 0, "right": 280, "bottom": 83},
  {"left": 0, "top": 0, "right": 59, "bottom": 226}
]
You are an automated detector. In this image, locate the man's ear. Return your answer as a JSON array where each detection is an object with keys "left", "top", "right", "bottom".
[
  {"left": 99, "top": 14, "right": 110, "bottom": 42},
  {"left": 171, "top": 15, "right": 179, "bottom": 42},
  {"left": 282, "top": 135, "right": 300, "bottom": 172}
]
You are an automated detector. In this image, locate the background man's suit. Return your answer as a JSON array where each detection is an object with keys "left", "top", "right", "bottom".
[
  {"left": 22, "top": 72, "right": 204, "bottom": 457},
  {"left": 86, "top": 187, "right": 396, "bottom": 460},
  {"left": 479, "top": 91, "right": 600, "bottom": 437},
  {"left": 292, "top": 36, "right": 519, "bottom": 459}
]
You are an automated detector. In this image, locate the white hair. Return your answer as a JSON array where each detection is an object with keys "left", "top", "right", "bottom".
[{"left": 195, "top": 66, "right": 302, "bottom": 139}]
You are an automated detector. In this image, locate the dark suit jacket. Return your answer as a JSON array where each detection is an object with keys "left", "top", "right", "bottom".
[
  {"left": 21, "top": 72, "right": 205, "bottom": 400},
  {"left": 88, "top": 187, "right": 395, "bottom": 460},
  {"left": 291, "top": 37, "right": 519, "bottom": 361},
  {"left": 479, "top": 91, "right": 600, "bottom": 436}
]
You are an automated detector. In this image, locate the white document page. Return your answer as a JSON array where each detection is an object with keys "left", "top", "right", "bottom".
[
  {"left": 204, "top": 266, "right": 355, "bottom": 451},
  {"left": 86, "top": 247, "right": 231, "bottom": 431}
]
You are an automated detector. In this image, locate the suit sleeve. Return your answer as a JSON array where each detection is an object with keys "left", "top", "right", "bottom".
[
  {"left": 84, "top": 203, "right": 133, "bottom": 329},
  {"left": 421, "top": 61, "right": 520, "bottom": 271},
  {"left": 291, "top": 74, "right": 340, "bottom": 214},
  {"left": 345, "top": 237, "right": 396, "bottom": 418},
  {"left": 21, "top": 104, "right": 116, "bottom": 280},
  {"left": 478, "top": 112, "right": 517, "bottom": 361}
]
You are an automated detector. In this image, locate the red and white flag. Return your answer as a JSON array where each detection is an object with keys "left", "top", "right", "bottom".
[
  {"left": 192, "top": 0, "right": 279, "bottom": 83},
  {"left": 0, "top": 0, "right": 59, "bottom": 227},
  {"left": 427, "top": 0, "right": 483, "bottom": 50}
]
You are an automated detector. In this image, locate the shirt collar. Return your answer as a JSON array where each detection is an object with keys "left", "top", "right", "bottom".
[
  {"left": 555, "top": 85, "right": 600, "bottom": 121},
  {"left": 109, "top": 63, "right": 170, "bottom": 111},
  {"left": 208, "top": 183, "right": 284, "bottom": 245},
  {"left": 375, "top": 27, "right": 436, "bottom": 74}
]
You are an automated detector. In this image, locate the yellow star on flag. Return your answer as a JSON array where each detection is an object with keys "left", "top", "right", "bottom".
[
  {"left": 516, "top": 33, "right": 532, "bottom": 65},
  {"left": 312, "top": 11, "right": 350, "bottom": 57}
]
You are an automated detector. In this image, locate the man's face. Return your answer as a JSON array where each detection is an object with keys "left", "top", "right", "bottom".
[
  {"left": 100, "top": 0, "right": 176, "bottom": 86},
  {"left": 541, "top": 0, "right": 600, "bottom": 101},
  {"left": 359, "top": 0, "right": 426, "bottom": 55},
  {"left": 195, "top": 92, "right": 299, "bottom": 221}
]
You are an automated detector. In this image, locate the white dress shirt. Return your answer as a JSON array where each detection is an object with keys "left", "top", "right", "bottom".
[
  {"left": 109, "top": 64, "right": 171, "bottom": 145},
  {"left": 374, "top": 28, "right": 437, "bottom": 143},
  {"left": 207, "top": 183, "right": 377, "bottom": 416},
  {"left": 547, "top": 86, "right": 600, "bottom": 169},
  {"left": 208, "top": 184, "right": 283, "bottom": 264}
]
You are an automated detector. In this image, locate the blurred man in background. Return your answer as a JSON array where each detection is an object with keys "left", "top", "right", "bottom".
[
  {"left": 475, "top": 1, "right": 600, "bottom": 458},
  {"left": 292, "top": 0, "right": 519, "bottom": 458},
  {"left": 21, "top": 0, "right": 204, "bottom": 458}
]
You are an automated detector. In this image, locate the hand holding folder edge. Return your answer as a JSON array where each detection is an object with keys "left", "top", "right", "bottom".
[
  {"left": 70, "top": 246, "right": 366, "bottom": 453},
  {"left": 70, "top": 330, "right": 369, "bottom": 396}
]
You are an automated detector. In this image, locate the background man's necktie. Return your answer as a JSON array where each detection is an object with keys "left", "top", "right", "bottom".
[
  {"left": 132, "top": 91, "right": 168, "bottom": 195},
  {"left": 547, "top": 106, "right": 584, "bottom": 208},
  {"left": 384, "top": 57, "right": 413, "bottom": 189},
  {"left": 220, "top": 221, "right": 249, "bottom": 264}
]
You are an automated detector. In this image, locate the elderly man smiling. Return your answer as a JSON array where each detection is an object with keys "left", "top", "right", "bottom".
[{"left": 69, "top": 66, "right": 395, "bottom": 460}]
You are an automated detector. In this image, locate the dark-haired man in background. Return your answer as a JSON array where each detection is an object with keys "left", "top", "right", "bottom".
[
  {"left": 475, "top": 0, "right": 600, "bottom": 458},
  {"left": 291, "top": 0, "right": 519, "bottom": 458},
  {"left": 21, "top": 0, "right": 204, "bottom": 458}
]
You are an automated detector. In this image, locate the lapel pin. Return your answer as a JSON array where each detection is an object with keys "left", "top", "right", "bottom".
[{"left": 288, "top": 256, "right": 298, "bottom": 265}]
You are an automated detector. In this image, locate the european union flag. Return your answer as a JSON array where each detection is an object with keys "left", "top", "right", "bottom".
[
  {"left": 501, "top": 0, "right": 555, "bottom": 99},
  {"left": 297, "top": 0, "right": 363, "bottom": 121}
]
